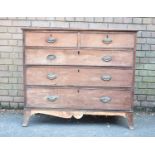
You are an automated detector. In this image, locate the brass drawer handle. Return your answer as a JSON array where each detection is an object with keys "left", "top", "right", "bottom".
[
  {"left": 47, "top": 36, "right": 57, "bottom": 43},
  {"left": 102, "top": 56, "right": 112, "bottom": 62},
  {"left": 47, "top": 54, "right": 56, "bottom": 61},
  {"left": 100, "top": 96, "right": 111, "bottom": 103},
  {"left": 101, "top": 75, "right": 112, "bottom": 81},
  {"left": 47, "top": 73, "right": 57, "bottom": 80},
  {"left": 102, "top": 35, "right": 112, "bottom": 44},
  {"left": 47, "top": 95, "right": 59, "bottom": 102}
]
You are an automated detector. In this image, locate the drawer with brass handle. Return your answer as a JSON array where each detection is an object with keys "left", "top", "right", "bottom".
[
  {"left": 47, "top": 73, "right": 57, "bottom": 80},
  {"left": 100, "top": 96, "right": 112, "bottom": 103},
  {"left": 26, "top": 66, "right": 133, "bottom": 87},
  {"left": 26, "top": 87, "right": 131, "bottom": 110},
  {"left": 102, "top": 35, "right": 113, "bottom": 44},
  {"left": 25, "top": 31, "right": 78, "bottom": 47},
  {"left": 25, "top": 49, "right": 133, "bottom": 67},
  {"left": 101, "top": 75, "right": 112, "bottom": 81},
  {"left": 102, "top": 56, "right": 112, "bottom": 62},
  {"left": 46, "top": 35, "right": 57, "bottom": 43},
  {"left": 47, "top": 95, "right": 59, "bottom": 102},
  {"left": 46, "top": 54, "right": 57, "bottom": 61},
  {"left": 80, "top": 32, "right": 135, "bottom": 48}
]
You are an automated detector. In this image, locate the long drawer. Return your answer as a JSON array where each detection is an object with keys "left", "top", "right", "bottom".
[
  {"left": 26, "top": 66, "right": 133, "bottom": 87},
  {"left": 25, "top": 49, "right": 133, "bottom": 67},
  {"left": 80, "top": 32, "right": 135, "bottom": 48},
  {"left": 25, "top": 31, "right": 78, "bottom": 47},
  {"left": 26, "top": 87, "right": 132, "bottom": 110}
]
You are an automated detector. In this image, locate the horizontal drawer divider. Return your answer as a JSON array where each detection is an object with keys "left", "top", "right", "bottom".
[
  {"left": 25, "top": 85, "right": 133, "bottom": 90},
  {"left": 24, "top": 107, "right": 133, "bottom": 112},
  {"left": 24, "top": 64, "right": 134, "bottom": 69},
  {"left": 25, "top": 46, "right": 134, "bottom": 51}
]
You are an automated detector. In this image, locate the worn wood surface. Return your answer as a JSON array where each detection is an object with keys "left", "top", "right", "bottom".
[
  {"left": 23, "top": 108, "right": 133, "bottom": 129},
  {"left": 25, "top": 49, "right": 133, "bottom": 67},
  {"left": 26, "top": 66, "right": 133, "bottom": 87},
  {"left": 126, "top": 112, "right": 134, "bottom": 129},
  {"left": 80, "top": 33, "right": 135, "bottom": 48},
  {"left": 25, "top": 32, "right": 78, "bottom": 47},
  {"left": 26, "top": 87, "right": 131, "bottom": 110}
]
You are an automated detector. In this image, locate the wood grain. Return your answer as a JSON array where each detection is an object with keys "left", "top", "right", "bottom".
[
  {"left": 80, "top": 32, "right": 135, "bottom": 48},
  {"left": 26, "top": 87, "right": 132, "bottom": 110},
  {"left": 25, "top": 49, "right": 133, "bottom": 67},
  {"left": 26, "top": 66, "right": 133, "bottom": 87},
  {"left": 25, "top": 32, "right": 78, "bottom": 47}
]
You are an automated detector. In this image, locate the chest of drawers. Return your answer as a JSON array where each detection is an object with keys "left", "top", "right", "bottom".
[{"left": 22, "top": 28, "right": 137, "bottom": 129}]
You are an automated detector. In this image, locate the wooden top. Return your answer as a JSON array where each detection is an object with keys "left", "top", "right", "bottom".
[{"left": 22, "top": 27, "right": 138, "bottom": 32}]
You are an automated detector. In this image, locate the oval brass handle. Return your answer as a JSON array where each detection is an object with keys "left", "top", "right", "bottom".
[
  {"left": 47, "top": 54, "right": 56, "bottom": 61},
  {"left": 47, "top": 73, "right": 57, "bottom": 80},
  {"left": 102, "top": 35, "right": 112, "bottom": 44},
  {"left": 47, "top": 36, "right": 56, "bottom": 43},
  {"left": 101, "top": 75, "right": 112, "bottom": 81},
  {"left": 47, "top": 95, "right": 59, "bottom": 102},
  {"left": 102, "top": 56, "right": 112, "bottom": 62},
  {"left": 100, "top": 96, "right": 111, "bottom": 103}
]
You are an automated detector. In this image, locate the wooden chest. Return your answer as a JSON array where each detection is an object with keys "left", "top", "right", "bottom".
[{"left": 22, "top": 28, "right": 137, "bottom": 129}]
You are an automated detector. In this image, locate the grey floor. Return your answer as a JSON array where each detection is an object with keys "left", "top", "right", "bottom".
[{"left": 0, "top": 110, "right": 155, "bottom": 137}]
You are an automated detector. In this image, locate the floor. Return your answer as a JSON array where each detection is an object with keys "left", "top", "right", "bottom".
[{"left": 0, "top": 110, "right": 154, "bottom": 137}]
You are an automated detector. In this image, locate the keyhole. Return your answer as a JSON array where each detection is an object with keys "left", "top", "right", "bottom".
[
  {"left": 78, "top": 69, "right": 80, "bottom": 72},
  {"left": 106, "top": 34, "right": 109, "bottom": 38},
  {"left": 78, "top": 51, "right": 80, "bottom": 55},
  {"left": 77, "top": 89, "right": 80, "bottom": 93}
]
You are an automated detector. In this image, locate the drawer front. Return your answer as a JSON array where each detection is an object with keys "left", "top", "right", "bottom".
[
  {"left": 80, "top": 33, "right": 135, "bottom": 48},
  {"left": 26, "top": 87, "right": 132, "bottom": 110},
  {"left": 25, "top": 49, "right": 133, "bottom": 67},
  {"left": 26, "top": 67, "right": 133, "bottom": 87},
  {"left": 25, "top": 32, "right": 78, "bottom": 47}
]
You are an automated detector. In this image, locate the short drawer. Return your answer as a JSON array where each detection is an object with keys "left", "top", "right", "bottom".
[
  {"left": 26, "top": 67, "right": 133, "bottom": 87},
  {"left": 26, "top": 87, "right": 132, "bottom": 110},
  {"left": 25, "top": 31, "right": 78, "bottom": 47},
  {"left": 80, "top": 32, "right": 135, "bottom": 48},
  {"left": 25, "top": 49, "right": 133, "bottom": 67}
]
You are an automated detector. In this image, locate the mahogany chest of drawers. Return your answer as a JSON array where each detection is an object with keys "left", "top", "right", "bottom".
[{"left": 22, "top": 28, "right": 137, "bottom": 129}]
